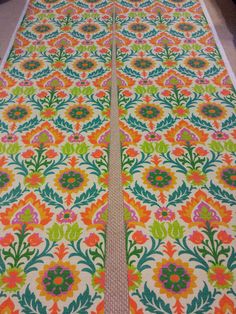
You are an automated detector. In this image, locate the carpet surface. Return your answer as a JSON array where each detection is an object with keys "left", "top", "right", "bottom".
[
  {"left": 0, "top": 0, "right": 236, "bottom": 313},
  {"left": 116, "top": 0, "right": 236, "bottom": 313},
  {"left": 0, "top": 0, "right": 112, "bottom": 313}
]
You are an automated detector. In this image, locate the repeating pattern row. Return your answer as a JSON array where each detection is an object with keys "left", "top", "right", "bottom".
[{"left": 116, "top": 0, "right": 236, "bottom": 313}]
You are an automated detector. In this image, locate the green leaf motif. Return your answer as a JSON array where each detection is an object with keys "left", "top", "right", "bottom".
[
  {"left": 186, "top": 283, "right": 215, "bottom": 314},
  {"left": 168, "top": 182, "right": 192, "bottom": 206},
  {"left": 17, "top": 117, "right": 40, "bottom": 133},
  {"left": 62, "top": 286, "right": 97, "bottom": 314},
  {"left": 207, "top": 181, "right": 236, "bottom": 206},
  {"left": 54, "top": 116, "right": 73, "bottom": 133},
  {"left": 81, "top": 116, "right": 104, "bottom": 133},
  {"left": 126, "top": 115, "right": 148, "bottom": 132},
  {"left": 39, "top": 184, "right": 64, "bottom": 209},
  {"left": 72, "top": 184, "right": 103, "bottom": 208},
  {"left": 131, "top": 182, "right": 158, "bottom": 206},
  {"left": 155, "top": 115, "right": 176, "bottom": 132},
  {"left": 0, "top": 184, "right": 24, "bottom": 208},
  {"left": 221, "top": 114, "right": 236, "bottom": 131},
  {"left": 136, "top": 283, "right": 172, "bottom": 314},
  {"left": 190, "top": 115, "right": 214, "bottom": 131},
  {"left": 18, "top": 285, "right": 47, "bottom": 314}
]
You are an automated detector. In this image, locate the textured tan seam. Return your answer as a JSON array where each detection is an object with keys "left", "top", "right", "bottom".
[{"left": 104, "top": 2, "right": 129, "bottom": 313}]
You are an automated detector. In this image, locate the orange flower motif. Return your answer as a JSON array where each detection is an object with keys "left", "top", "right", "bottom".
[
  {"left": 22, "top": 122, "right": 65, "bottom": 147},
  {"left": 178, "top": 190, "right": 232, "bottom": 228},
  {"left": 0, "top": 233, "right": 14, "bottom": 247},
  {"left": 37, "top": 71, "right": 73, "bottom": 90},
  {"left": 0, "top": 298, "right": 19, "bottom": 314},
  {"left": 156, "top": 69, "right": 192, "bottom": 88},
  {"left": 119, "top": 121, "right": 142, "bottom": 146},
  {"left": 27, "top": 233, "right": 43, "bottom": 246},
  {"left": 0, "top": 72, "right": 16, "bottom": 90},
  {"left": 129, "top": 297, "right": 144, "bottom": 314},
  {"left": 214, "top": 295, "right": 236, "bottom": 314},
  {"left": 48, "top": 33, "right": 79, "bottom": 48},
  {"left": 81, "top": 193, "right": 108, "bottom": 230},
  {"left": 88, "top": 123, "right": 110, "bottom": 147},
  {"left": 217, "top": 231, "right": 234, "bottom": 244},
  {"left": 124, "top": 192, "right": 151, "bottom": 228},
  {"left": 150, "top": 32, "right": 181, "bottom": 46},
  {"left": 126, "top": 148, "right": 139, "bottom": 157},
  {"left": 84, "top": 233, "right": 100, "bottom": 247},
  {"left": 189, "top": 231, "right": 204, "bottom": 244},
  {"left": 132, "top": 231, "right": 148, "bottom": 244},
  {"left": 153, "top": 258, "right": 197, "bottom": 299},
  {"left": 24, "top": 172, "right": 45, "bottom": 189},
  {"left": 45, "top": 149, "right": 58, "bottom": 158},
  {"left": 0, "top": 192, "right": 53, "bottom": 230},
  {"left": 186, "top": 169, "right": 207, "bottom": 186},
  {"left": 165, "top": 120, "right": 208, "bottom": 145},
  {"left": 216, "top": 165, "right": 236, "bottom": 191}
]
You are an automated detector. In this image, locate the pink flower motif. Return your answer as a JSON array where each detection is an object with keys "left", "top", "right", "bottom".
[
  {"left": 155, "top": 207, "right": 175, "bottom": 222},
  {"left": 212, "top": 132, "right": 229, "bottom": 141},
  {"left": 139, "top": 79, "right": 153, "bottom": 86},
  {"left": 19, "top": 80, "right": 33, "bottom": 87},
  {"left": 76, "top": 80, "right": 89, "bottom": 87},
  {"left": 68, "top": 133, "right": 84, "bottom": 143},
  {"left": 195, "top": 78, "right": 209, "bottom": 85},
  {"left": 1, "top": 134, "right": 18, "bottom": 143},
  {"left": 145, "top": 132, "right": 161, "bottom": 142},
  {"left": 57, "top": 210, "right": 77, "bottom": 224}
]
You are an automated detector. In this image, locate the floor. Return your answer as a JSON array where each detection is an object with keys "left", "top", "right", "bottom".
[{"left": 0, "top": 0, "right": 235, "bottom": 73}]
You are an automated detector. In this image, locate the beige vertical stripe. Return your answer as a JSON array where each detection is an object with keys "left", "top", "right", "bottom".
[{"left": 104, "top": 3, "right": 129, "bottom": 314}]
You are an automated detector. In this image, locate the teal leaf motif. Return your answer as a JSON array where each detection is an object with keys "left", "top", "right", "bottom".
[
  {"left": 44, "top": 30, "right": 59, "bottom": 40},
  {"left": 186, "top": 283, "right": 215, "bottom": 314},
  {"left": 190, "top": 115, "right": 214, "bottom": 131},
  {"left": 192, "top": 29, "right": 206, "bottom": 38},
  {"left": 9, "top": 68, "right": 25, "bottom": 80},
  {"left": 126, "top": 115, "right": 148, "bottom": 132},
  {"left": 0, "top": 184, "right": 24, "bottom": 208},
  {"left": 149, "top": 66, "right": 165, "bottom": 78},
  {"left": 17, "top": 117, "right": 40, "bottom": 133},
  {"left": 23, "top": 30, "right": 37, "bottom": 40},
  {"left": 178, "top": 65, "right": 197, "bottom": 78},
  {"left": 81, "top": 116, "right": 104, "bottom": 133},
  {"left": 32, "top": 67, "right": 51, "bottom": 80},
  {"left": 123, "top": 66, "right": 141, "bottom": 78},
  {"left": 221, "top": 114, "right": 236, "bottom": 131},
  {"left": 71, "top": 30, "right": 85, "bottom": 39},
  {"left": 39, "top": 184, "right": 64, "bottom": 209},
  {"left": 167, "top": 182, "right": 193, "bottom": 207},
  {"left": 134, "top": 283, "right": 172, "bottom": 314},
  {"left": 0, "top": 119, "right": 8, "bottom": 132},
  {"left": 54, "top": 116, "right": 73, "bottom": 133},
  {"left": 62, "top": 286, "right": 98, "bottom": 314},
  {"left": 64, "top": 67, "right": 80, "bottom": 79},
  {"left": 207, "top": 181, "right": 236, "bottom": 206},
  {"left": 87, "top": 67, "right": 106, "bottom": 79},
  {"left": 130, "top": 182, "right": 158, "bottom": 206},
  {"left": 72, "top": 184, "right": 103, "bottom": 209},
  {"left": 155, "top": 115, "right": 176, "bottom": 132},
  {"left": 17, "top": 285, "right": 47, "bottom": 314},
  {"left": 204, "top": 65, "right": 220, "bottom": 78}
]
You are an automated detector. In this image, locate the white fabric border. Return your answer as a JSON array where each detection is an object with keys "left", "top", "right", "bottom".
[
  {"left": 0, "top": 0, "right": 30, "bottom": 72},
  {"left": 199, "top": 0, "right": 236, "bottom": 87}
]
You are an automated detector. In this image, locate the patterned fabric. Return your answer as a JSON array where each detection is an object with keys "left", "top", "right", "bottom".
[
  {"left": 0, "top": 0, "right": 112, "bottom": 313},
  {"left": 116, "top": 0, "right": 236, "bottom": 313},
  {"left": 0, "top": 0, "right": 236, "bottom": 313}
]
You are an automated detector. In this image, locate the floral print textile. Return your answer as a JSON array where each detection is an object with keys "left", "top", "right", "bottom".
[
  {"left": 116, "top": 0, "right": 236, "bottom": 313},
  {"left": 0, "top": 0, "right": 112, "bottom": 312}
]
